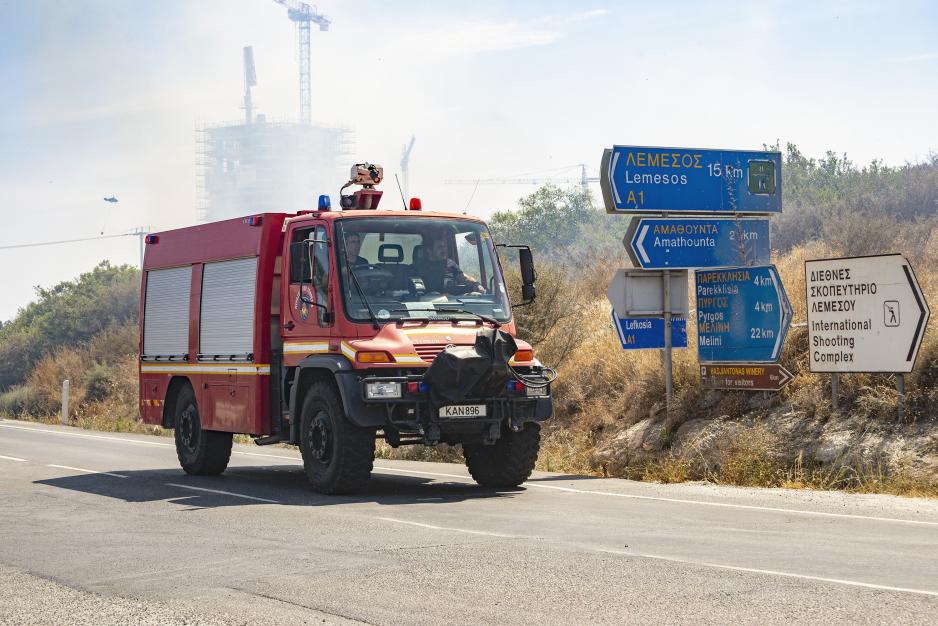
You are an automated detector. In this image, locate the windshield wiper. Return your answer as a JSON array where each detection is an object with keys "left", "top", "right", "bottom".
[
  {"left": 346, "top": 261, "right": 380, "bottom": 330},
  {"left": 434, "top": 307, "right": 501, "bottom": 327}
]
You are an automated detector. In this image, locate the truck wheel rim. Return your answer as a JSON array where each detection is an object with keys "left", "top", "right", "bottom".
[
  {"left": 179, "top": 405, "right": 198, "bottom": 450},
  {"left": 309, "top": 411, "right": 333, "bottom": 464}
]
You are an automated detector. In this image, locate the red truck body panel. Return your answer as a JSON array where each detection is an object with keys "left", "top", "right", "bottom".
[{"left": 139, "top": 208, "right": 532, "bottom": 436}]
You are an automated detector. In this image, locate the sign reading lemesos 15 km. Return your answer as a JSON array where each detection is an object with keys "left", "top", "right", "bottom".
[
  {"left": 696, "top": 265, "right": 793, "bottom": 363},
  {"left": 805, "top": 254, "right": 931, "bottom": 373},
  {"left": 600, "top": 146, "right": 782, "bottom": 214},
  {"left": 624, "top": 216, "right": 771, "bottom": 269}
]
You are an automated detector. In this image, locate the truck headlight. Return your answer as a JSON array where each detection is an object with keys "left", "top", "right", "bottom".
[{"left": 365, "top": 381, "right": 401, "bottom": 400}]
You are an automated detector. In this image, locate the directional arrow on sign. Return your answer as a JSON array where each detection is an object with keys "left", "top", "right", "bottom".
[
  {"left": 624, "top": 217, "right": 771, "bottom": 269},
  {"left": 696, "top": 265, "right": 793, "bottom": 363},
  {"left": 806, "top": 254, "right": 931, "bottom": 373},
  {"left": 600, "top": 146, "right": 782, "bottom": 214},
  {"left": 699, "top": 363, "right": 794, "bottom": 391}
]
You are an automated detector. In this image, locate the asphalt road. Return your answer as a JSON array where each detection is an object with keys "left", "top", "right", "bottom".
[{"left": 2, "top": 418, "right": 938, "bottom": 625}]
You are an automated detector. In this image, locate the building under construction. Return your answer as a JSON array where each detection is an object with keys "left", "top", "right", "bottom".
[
  {"left": 196, "top": 2, "right": 353, "bottom": 222},
  {"left": 196, "top": 119, "right": 353, "bottom": 222}
]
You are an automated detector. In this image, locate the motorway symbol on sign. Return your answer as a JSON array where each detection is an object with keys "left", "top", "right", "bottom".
[
  {"left": 624, "top": 217, "right": 771, "bottom": 269},
  {"left": 695, "top": 265, "right": 793, "bottom": 363},
  {"left": 600, "top": 146, "right": 782, "bottom": 214},
  {"left": 606, "top": 269, "right": 689, "bottom": 318},
  {"left": 699, "top": 363, "right": 793, "bottom": 391},
  {"left": 613, "top": 311, "right": 688, "bottom": 350},
  {"left": 805, "top": 254, "right": 931, "bottom": 373}
]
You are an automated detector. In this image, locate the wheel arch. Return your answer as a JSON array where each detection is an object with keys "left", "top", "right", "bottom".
[
  {"left": 289, "top": 355, "right": 385, "bottom": 441},
  {"left": 162, "top": 376, "right": 193, "bottom": 428}
]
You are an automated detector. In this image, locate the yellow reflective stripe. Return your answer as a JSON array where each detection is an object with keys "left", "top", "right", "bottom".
[
  {"left": 140, "top": 364, "right": 271, "bottom": 375},
  {"left": 340, "top": 342, "right": 357, "bottom": 360},
  {"left": 283, "top": 342, "right": 329, "bottom": 354},
  {"left": 393, "top": 354, "right": 424, "bottom": 364}
]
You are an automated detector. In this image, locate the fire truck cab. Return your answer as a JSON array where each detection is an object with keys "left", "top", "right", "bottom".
[{"left": 139, "top": 165, "right": 553, "bottom": 494}]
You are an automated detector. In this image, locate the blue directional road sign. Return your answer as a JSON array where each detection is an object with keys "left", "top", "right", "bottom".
[
  {"left": 625, "top": 217, "right": 771, "bottom": 269},
  {"left": 612, "top": 311, "right": 688, "bottom": 350},
  {"left": 695, "top": 265, "right": 792, "bottom": 363},
  {"left": 601, "top": 146, "right": 782, "bottom": 214}
]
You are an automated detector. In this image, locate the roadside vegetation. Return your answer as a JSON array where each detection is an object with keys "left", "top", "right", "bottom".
[{"left": 3, "top": 144, "right": 938, "bottom": 497}]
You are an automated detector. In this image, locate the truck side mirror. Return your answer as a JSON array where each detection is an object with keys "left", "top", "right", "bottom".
[{"left": 519, "top": 247, "right": 536, "bottom": 305}]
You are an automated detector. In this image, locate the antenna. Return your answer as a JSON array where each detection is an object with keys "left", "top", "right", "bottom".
[
  {"left": 394, "top": 174, "right": 407, "bottom": 209},
  {"left": 243, "top": 46, "right": 257, "bottom": 124}
]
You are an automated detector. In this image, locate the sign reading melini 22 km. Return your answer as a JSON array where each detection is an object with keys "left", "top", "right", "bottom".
[{"left": 600, "top": 146, "right": 782, "bottom": 214}]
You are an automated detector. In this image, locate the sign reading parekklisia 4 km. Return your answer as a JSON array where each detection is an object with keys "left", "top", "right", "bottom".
[
  {"left": 805, "top": 254, "right": 930, "bottom": 373},
  {"left": 696, "top": 265, "right": 793, "bottom": 363},
  {"left": 601, "top": 146, "right": 782, "bottom": 214}
]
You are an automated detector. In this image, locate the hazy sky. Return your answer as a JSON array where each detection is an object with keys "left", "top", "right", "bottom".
[{"left": 1, "top": 0, "right": 936, "bottom": 321}]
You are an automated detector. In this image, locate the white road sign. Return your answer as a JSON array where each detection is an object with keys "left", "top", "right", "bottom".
[
  {"left": 805, "top": 254, "right": 930, "bottom": 373},
  {"left": 606, "top": 269, "right": 688, "bottom": 318}
]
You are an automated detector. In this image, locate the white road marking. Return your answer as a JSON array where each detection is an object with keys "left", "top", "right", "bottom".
[
  {"left": 0, "top": 422, "right": 172, "bottom": 448},
  {"left": 165, "top": 483, "right": 280, "bottom": 504},
  {"left": 6, "top": 420, "right": 938, "bottom": 529},
  {"left": 602, "top": 548, "right": 938, "bottom": 599},
  {"left": 522, "top": 482, "right": 938, "bottom": 528},
  {"left": 379, "top": 515, "right": 938, "bottom": 598},
  {"left": 47, "top": 464, "right": 128, "bottom": 479},
  {"left": 0, "top": 454, "right": 28, "bottom": 462},
  {"left": 377, "top": 517, "right": 519, "bottom": 539}
]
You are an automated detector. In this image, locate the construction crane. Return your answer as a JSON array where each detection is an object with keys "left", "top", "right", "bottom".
[
  {"left": 272, "top": 0, "right": 330, "bottom": 124},
  {"left": 400, "top": 136, "right": 416, "bottom": 200},
  {"left": 445, "top": 163, "right": 599, "bottom": 192}
]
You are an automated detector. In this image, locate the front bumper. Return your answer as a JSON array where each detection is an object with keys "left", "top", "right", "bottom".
[{"left": 357, "top": 373, "right": 552, "bottom": 445}]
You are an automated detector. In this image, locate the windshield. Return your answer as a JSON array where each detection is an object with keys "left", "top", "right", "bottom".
[{"left": 335, "top": 217, "right": 511, "bottom": 323}]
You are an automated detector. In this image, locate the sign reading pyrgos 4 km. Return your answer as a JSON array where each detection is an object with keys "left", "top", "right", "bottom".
[{"left": 600, "top": 146, "right": 782, "bottom": 214}]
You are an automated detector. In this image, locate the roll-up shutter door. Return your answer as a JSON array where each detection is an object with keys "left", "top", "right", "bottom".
[
  {"left": 200, "top": 257, "right": 258, "bottom": 358},
  {"left": 143, "top": 266, "right": 191, "bottom": 358}
]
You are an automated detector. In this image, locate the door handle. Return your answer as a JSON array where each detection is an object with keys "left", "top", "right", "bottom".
[{"left": 284, "top": 321, "right": 295, "bottom": 330}]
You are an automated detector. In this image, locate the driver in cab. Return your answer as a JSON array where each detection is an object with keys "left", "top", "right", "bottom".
[
  {"left": 421, "top": 235, "right": 481, "bottom": 294},
  {"left": 344, "top": 232, "right": 369, "bottom": 267}
]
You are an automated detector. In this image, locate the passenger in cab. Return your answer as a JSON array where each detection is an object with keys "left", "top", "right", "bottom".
[{"left": 420, "top": 235, "right": 481, "bottom": 294}]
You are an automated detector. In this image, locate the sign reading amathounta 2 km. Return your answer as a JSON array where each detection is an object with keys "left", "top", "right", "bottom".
[
  {"left": 600, "top": 146, "right": 782, "bottom": 214},
  {"left": 624, "top": 216, "right": 771, "bottom": 269},
  {"left": 805, "top": 254, "right": 930, "bottom": 373}
]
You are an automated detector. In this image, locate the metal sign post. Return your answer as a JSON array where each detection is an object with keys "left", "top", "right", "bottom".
[{"left": 663, "top": 269, "right": 672, "bottom": 412}]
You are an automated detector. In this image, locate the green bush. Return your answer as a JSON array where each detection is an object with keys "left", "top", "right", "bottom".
[{"left": 0, "top": 385, "right": 41, "bottom": 417}]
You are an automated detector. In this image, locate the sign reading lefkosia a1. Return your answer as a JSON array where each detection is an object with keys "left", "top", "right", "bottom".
[
  {"left": 601, "top": 146, "right": 782, "bottom": 214},
  {"left": 612, "top": 311, "right": 688, "bottom": 350},
  {"left": 624, "top": 216, "right": 770, "bottom": 269},
  {"left": 696, "top": 265, "right": 793, "bottom": 363},
  {"left": 806, "top": 254, "right": 930, "bottom": 373}
]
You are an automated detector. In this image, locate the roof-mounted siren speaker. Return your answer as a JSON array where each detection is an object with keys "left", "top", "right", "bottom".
[{"left": 339, "top": 162, "right": 384, "bottom": 210}]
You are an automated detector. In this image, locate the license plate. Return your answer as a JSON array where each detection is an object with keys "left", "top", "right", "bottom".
[{"left": 439, "top": 404, "right": 487, "bottom": 418}]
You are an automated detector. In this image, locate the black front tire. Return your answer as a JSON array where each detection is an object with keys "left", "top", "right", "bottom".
[
  {"left": 463, "top": 423, "right": 540, "bottom": 488},
  {"left": 173, "top": 385, "right": 232, "bottom": 476},
  {"left": 300, "top": 381, "right": 376, "bottom": 494}
]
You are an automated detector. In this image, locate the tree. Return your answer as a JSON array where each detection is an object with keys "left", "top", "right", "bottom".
[{"left": 0, "top": 261, "right": 140, "bottom": 390}]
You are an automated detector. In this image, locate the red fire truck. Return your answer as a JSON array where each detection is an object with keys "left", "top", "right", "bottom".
[{"left": 139, "top": 164, "right": 553, "bottom": 493}]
